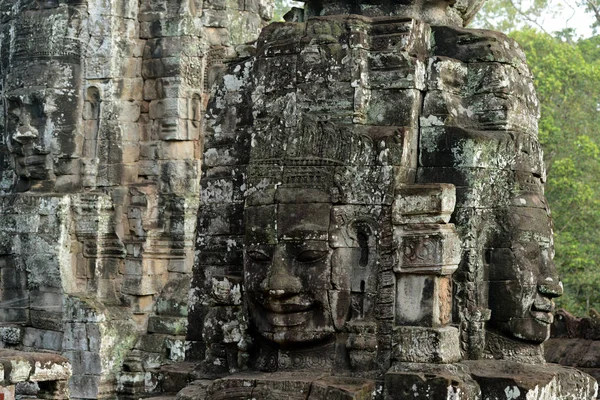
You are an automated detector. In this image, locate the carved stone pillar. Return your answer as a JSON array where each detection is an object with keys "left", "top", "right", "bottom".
[{"left": 391, "top": 183, "right": 461, "bottom": 364}]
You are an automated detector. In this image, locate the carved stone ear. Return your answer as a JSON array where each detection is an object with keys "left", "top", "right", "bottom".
[
  {"left": 329, "top": 290, "right": 351, "bottom": 331},
  {"left": 346, "top": 219, "right": 378, "bottom": 322},
  {"left": 347, "top": 219, "right": 377, "bottom": 267}
]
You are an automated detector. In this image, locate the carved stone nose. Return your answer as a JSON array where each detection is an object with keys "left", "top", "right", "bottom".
[
  {"left": 266, "top": 269, "right": 302, "bottom": 295},
  {"left": 538, "top": 278, "right": 563, "bottom": 298},
  {"left": 264, "top": 251, "right": 302, "bottom": 294}
]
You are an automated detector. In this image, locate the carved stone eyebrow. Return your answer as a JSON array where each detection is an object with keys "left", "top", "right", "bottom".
[{"left": 280, "top": 224, "right": 329, "bottom": 241}]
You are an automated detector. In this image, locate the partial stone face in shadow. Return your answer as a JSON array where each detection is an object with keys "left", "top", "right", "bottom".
[{"left": 486, "top": 215, "right": 563, "bottom": 343}]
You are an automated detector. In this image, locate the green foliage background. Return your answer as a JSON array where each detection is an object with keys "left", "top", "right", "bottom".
[{"left": 474, "top": 1, "right": 600, "bottom": 315}]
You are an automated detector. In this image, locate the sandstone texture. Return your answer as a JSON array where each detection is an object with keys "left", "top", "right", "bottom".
[
  {"left": 191, "top": 2, "right": 596, "bottom": 399},
  {"left": 0, "top": 0, "right": 596, "bottom": 398},
  {"left": 0, "top": 0, "right": 271, "bottom": 397}
]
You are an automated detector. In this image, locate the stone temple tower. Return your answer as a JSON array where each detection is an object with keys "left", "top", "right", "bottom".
[
  {"left": 192, "top": 0, "right": 599, "bottom": 398},
  {"left": 0, "top": 0, "right": 271, "bottom": 396}
]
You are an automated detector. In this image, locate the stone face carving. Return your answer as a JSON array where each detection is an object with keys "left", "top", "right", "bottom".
[
  {"left": 194, "top": 0, "right": 598, "bottom": 398},
  {"left": 486, "top": 206, "right": 563, "bottom": 343},
  {"left": 0, "top": 0, "right": 271, "bottom": 397},
  {"left": 307, "top": 0, "right": 485, "bottom": 26},
  {"left": 243, "top": 118, "right": 384, "bottom": 351},
  {"left": 3, "top": 6, "right": 85, "bottom": 193},
  {"left": 0, "top": 0, "right": 596, "bottom": 396}
]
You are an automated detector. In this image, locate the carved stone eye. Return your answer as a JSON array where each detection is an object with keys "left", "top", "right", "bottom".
[
  {"left": 296, "top": 250, "right": 328, "bottom": 263},
  {"left": 247, "top": 250, "right": 270, "bottom": 262}
]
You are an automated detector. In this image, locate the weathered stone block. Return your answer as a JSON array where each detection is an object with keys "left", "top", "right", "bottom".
[
  {"left": 367, "top": 89, "right": 421, "bottom": 127},
  {"left": 135, "top": 333, "right": 169, "bottom": 354},
  {"left": 158, "top": 140, "right": 196, "bottom": 160},
  {"left": 309, "top": 376, "right": 376, "bottom": 399},
  {"left": 140, "top": 16, "right": 203, "bottom": 39},
  {"left": 384, "top": 370, "right": 469, "bottom": 400},
  {"left": 165, "top": 338, "right": 189, "bottom": 362},
  {"left": 63, "top": 323, "right": 88, "bottom": 351},
  {"left": 0, "top": 267, "right": 27, "bottom": 289},
  {"left": 201, "top": 9, "right": 234, "bottom": 28},
  {"left": 22, "top": 328, "right": 63, "bottom": 352},
  {"left": 100, "top": 100, "right": 141, "bottom": 122},
  {"left": 196, "top": 236, "right": 243, "bottom": 266},
  {"left": 147, "top": 315, "right": 188, "bottom": 335},
  {"left": 393, "top": 224, "right": 461, "bottom": 274},
  {"left": 463, "top": 360, "right": 598, "bottom": 400},
  {"left": 156, "top": 296, "right": 189, "bottom": 318},
  {"left": 392, "top": 326, "right": 461, "bottom": 363},
  {"left": 0, "top": 308, "right": 28, "bottom": 324},
  {"left": 369, "top": 56, "right": 426, "bottom": 90},
  {"left": 335, "top": 165, "right": 395, "bottom": 205},
  {"left": 29, "top": 291, "right": 63, "bottom": 311},
  {"left": 121, "top": 273, "right": 166, "bottom": 296},
  {"left": 70, "top": 375, "right": 101, "bottom": 399},
  {"left": 64, "top": 350, "right": 101, "bottom": 375},
  {"left": 393, "top": 183, "right": 456, "bottom": 224},
  {"left": 395, "top": 274, "right": 453, "bottom": 327},
  {"left": 149, "top": 97, "right": 187, "bottom": 119},
  {"left": 121, "top": 294, "right": 154, "bottom": 314},
  {"left": 426, "top": 57, "right": 468, "bottom": 92}
]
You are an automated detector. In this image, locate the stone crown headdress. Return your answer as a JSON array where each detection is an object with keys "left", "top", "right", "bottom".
[{"left": 247, "top": 115, "right": 377, "bottom": 195}]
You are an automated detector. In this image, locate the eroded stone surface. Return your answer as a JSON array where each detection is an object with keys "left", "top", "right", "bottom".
[
  {"left": 0, "top": 0, "right": 596, "bottom": 397},
  {"left": 0, "top": 0, "right": 271, "bottom": 397},
  {"left": 190, "top": 0, "right": 596, "bottom": 399}
]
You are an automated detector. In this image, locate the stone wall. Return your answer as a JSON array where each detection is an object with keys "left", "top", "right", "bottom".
[
  {"left": 194, "top": 12, "right": 556, "bottom": 374},
  {"left": 0, "top": 0, "right": 271, "bottom": 397},
  {"left": 546, "top": 309, "right": 600, "bottom": 383}
]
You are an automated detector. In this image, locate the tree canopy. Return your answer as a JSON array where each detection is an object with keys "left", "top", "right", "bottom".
[{"left": 472, "top": 0, "right": 600, "bottom": 35}]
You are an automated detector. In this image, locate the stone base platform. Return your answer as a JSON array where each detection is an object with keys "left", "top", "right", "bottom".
[
  {"left": 387, "top": 360, "right": 597, "bottom": 400},
  {"left": 175, "top": 361, "right": 597, "bottom": 399}
]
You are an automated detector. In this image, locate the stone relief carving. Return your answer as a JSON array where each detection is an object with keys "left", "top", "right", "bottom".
[
  {"left": 0, "top": 0, "right": 596, "bottom": 396},
  {"left": 243, "top": 116, "right": 388, "bottom": 370},
  {"left": 0, "top": 0, "right": 271, "bottom": 396},
  {"left": 2, "top": 5, "right": 85, "bottom": 193},
  {"left": 194, "top": 0, "right": 599, "bottom": 398}
]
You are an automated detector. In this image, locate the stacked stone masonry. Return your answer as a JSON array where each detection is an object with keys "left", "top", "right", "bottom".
[
  {"left": 192, "top": 1, "right": 598, "bottom": 399},
  {"left": 0, "top": 0, "right": 271, "bottom": 397},
  {"left": 0, "top": 0, "right": 598, "bottom": 398}
]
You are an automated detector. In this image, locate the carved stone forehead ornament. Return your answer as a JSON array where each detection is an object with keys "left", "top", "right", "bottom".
[{"left": 247, "top": 115, "right": 384, "bottom": 204}]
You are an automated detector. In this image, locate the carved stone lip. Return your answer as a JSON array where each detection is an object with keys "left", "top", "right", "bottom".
[
  {"left": 250, "top": 296, "right": 315, "bottom": 327},
  {"left": 530, "top": 310, "right": 554, "bottom": 324},
  {"left": 257, "top": 298, "right": 313, "bottom": 314},
  {"left": 250, "top": 292, "right": 314, "bottom": 312},
  {"left": 265, "top": 310, "right": 312, "bottom": 327},
  {"left": 531, "top": 295, "right": 554, "bottom": 324}
]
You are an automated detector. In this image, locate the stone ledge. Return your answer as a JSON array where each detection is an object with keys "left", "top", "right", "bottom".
[{"left": 0, "top": 349, "right": 71, "bottom": 384}]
